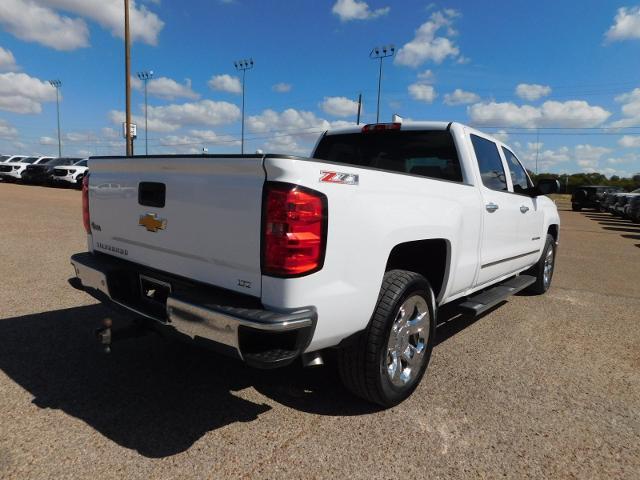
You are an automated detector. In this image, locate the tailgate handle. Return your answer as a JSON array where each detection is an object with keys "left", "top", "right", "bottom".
[{"left": 138, "top": 182, "right": 166, "bottom": 208}]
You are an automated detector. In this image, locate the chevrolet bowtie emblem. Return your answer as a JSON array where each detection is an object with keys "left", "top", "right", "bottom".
[{"left": 139, "top": 213, "right": 167, "bottom": 232}]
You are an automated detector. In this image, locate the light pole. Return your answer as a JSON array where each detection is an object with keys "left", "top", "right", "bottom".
[
  {"left": 234, "top": 58, "right": 254, "bottom": 155},
  {"left": 137, "top": 70, "right": 154, "bottom": 155},
  {"left": 49, "top": 80, "right": 62, "bottom": 157},
  {"left": 124, "top": 0, "right": 132, "bottom": 156},
  {"left": 369, "top": 45, "right": 395, "bottom": 123}
]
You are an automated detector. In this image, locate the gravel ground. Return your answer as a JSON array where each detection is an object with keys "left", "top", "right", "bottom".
[{"left": 0, "top": 183, "right": 638, "bottom": 479}]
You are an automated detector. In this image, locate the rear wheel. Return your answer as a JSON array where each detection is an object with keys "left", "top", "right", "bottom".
[
  {"left": 338, "top": 269, "right": 435, "bottom": 407},
  {"left": 526, "top": 234, "right": 556, "bottom": 295},
  {"left": 572, "top": 204, "right": 581, "bottom": 211}
]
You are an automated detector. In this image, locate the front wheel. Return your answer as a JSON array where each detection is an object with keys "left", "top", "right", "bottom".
[
  {"left": 338, "top": 270, "right": 435, "bottom": 407},
  {"left": 526, "top": 234, "right": 556, "bottom": 295}
]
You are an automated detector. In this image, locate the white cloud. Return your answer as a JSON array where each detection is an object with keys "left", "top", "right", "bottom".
[
  {"left": 408, "top": 83, "right": 437, "bottom": 103},
  {"left": 158, "top": 130, "right": 240, "bottom": 149},
  {"left": 0, "top": 46, "right": 18, "bottom": 71},
  {"left": 263, "top": 134, "right": 310, "bottom": 156},
  {"left": 43, "top": 0, "right": 163, "bottom": 45},
  {"left": 248, "top": 108, "right": 331, "bottom": 135},
  {"left": 395, "top": 9, "right": 461, "bottom": 67},
  {"left": 610, "top": 88, "right": 640, "bottom": 128},
  {"left": 518, "top": 143, "right": 571, "bottom": 171},
  {"left": 574, "top": 144, "right": 612, "bottom": 168},
  {"left": 605, "top": 6, "right": 640, "bottom": 42},
  {"left": 272, "top": 82, "right": 292, "bottom": 93},
  {"left": 0, "top": 72, "right": 57, "bottom": 114},
  {"left": 331, "top": 0, "right": 389, "bottom": 21},
  {"left": 443, "top": 88, "right": 479, "bottom": 105},
  {"left": 101, "top": 127, "right": 119, "bottom": 139},
  {"left": 188, "top": 129, "right": 240, "bottom": 146},
  {"left": 64, "top": 131, "right": 96, "bottom": 142},
  {"left": 618, "top": 135, "right": 640, "bottom": 148},
  {"left": 0, "top": 0, "right": 163, "bottom": 51},
  {"left": 417, "top": 69, "right": 435, "bottom": 83},
  {"left": 516, "top": 142, "right": 614, "bottom": 172},
  {"left": 0, "top": 0, "right": 89, "bottom": 50},
  {"left": 133, "top": 76, "right": 199, "bottom": 100},
  {"left": 492, "top": 130, "right": 509, "bottom": 143},
  {"left": 247, "top": 108, "right": 355, "bottom": 155},
  {"left": 0, "top": 119, "right": 18, "bottom": 138},
  {"left": 110, "top": 99, "right": 240, "bottom": 132},
  {"left": 320, "top": 96, "right": 359, "bottom": 117},
  {"left": 606, "top": 152, "right": 640, "bottom": 166},
  {"left": 39, "top": 136, "right": 57, "bottom": 145},
  {"left": 468, "top": 100, "right": 611, "bottom": 128},
  {"left": 541, "top": 101, "right": 611, "bottom": 127},
  {"left": 515, "top": 83, "right": 552, "bottom": 101},
  {"left": 208, "top": 74, "right": 242, "bottom": 94}
]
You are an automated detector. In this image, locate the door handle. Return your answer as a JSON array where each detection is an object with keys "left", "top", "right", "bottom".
[
  {"left": 485, "top": 202, "right": 499, "bottom": 213},
  {"left": 520, "top": 205, "right": 530, "bottom": 213}
]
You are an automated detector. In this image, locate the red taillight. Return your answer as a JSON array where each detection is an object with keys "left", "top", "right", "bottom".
[
  {"left": 262, "top": 182, "right": 327, "bottom": 277},
  {"left": 82, "top": 174, "right": 91, "bottom": 234},
  {"left": 361, "top": 122, "right": 401, "bottom": 133}
]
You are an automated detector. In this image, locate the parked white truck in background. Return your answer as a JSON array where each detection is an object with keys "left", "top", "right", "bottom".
[{"left": 70, "top": 121, "right": 560, "bottom": 406}]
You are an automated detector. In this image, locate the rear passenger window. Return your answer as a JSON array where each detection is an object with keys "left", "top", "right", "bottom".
[
  {"left": 471, "top": 135, "right": 507, "bottom": 191},
  {"left": 502, "top": 147, "right": 532, "bottom": 194},
  {"left": 313, "top": 131, "right": 463, "bottom": 183}
]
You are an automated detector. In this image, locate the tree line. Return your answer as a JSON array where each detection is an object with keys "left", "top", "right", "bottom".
[{"left": 528, "top": 172, "right": 640, "bottom": 193}]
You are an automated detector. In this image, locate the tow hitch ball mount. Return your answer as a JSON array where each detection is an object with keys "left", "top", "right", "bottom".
[{"left": 96, "top": 317, "right": 112, "bottom": 354}]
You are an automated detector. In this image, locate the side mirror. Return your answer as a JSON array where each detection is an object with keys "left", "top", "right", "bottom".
[{"left": 534, "top": 178, "right": 560, "bottom": 196}]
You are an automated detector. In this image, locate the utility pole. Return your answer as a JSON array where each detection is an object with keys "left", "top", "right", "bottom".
[
  {"left": 356, "top": 93, "right": 362, "bottom": 125},
  {"left": 137, "top": 70, "right": 154, "bottom": 155},
  {"left": 234, "top": 59, "right": 254, "bottom": 155},
  {"left": 535, "top": 127, "right": 540, "bottom": 175},
  {"left": 124, "top": 0, "right": 132, "bottom": 156},
  {"left": 48, "top": 80, "right": 62, "bottom": 157},
  {"left": 370, "top": 45, "right": 395, "bottom": 123}
]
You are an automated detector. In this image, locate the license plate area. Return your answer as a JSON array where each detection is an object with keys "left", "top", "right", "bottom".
[{"left": 139, "top": 274, "right": 172, "bottom": 319}]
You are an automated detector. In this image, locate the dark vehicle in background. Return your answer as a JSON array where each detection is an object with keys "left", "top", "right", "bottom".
[
  {"left": 613, "top": 195, "right": 631, "bottom": 216},
  {"left": 608, "top": 189, "right": 640, "bottom": 217},
  {"left": 22, "top": 157, "right": 81, "bottom": 185},
  {"left": 571, "top": 186, "right": 622, "bottom": 211},
  {"left": 629, "top": 196, "right": 640, "bottom": 223},
  {"left": 601, "top": 191, "right": 624, "bottom": 213}
]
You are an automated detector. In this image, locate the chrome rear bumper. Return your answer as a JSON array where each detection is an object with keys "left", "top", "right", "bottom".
[{"left": 70, "top": 252, "right": 316, "bottom": 367}]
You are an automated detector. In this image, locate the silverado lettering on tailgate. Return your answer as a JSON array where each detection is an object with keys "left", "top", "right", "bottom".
[{"left": 96, "top": 242, "right": 128, "bottom": 256}]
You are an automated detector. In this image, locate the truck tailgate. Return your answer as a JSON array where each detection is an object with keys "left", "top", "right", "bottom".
[{"left": 88, "top": 156, "right": 265, "bottom": 296}]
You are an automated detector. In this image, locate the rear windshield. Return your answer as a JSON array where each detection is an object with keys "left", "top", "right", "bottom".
[
  {"left": 313, "top": 130, "right": 463, "bottom": 182},
  {"left": 0, "top": 155, "right": 9, "bottom": 162}
]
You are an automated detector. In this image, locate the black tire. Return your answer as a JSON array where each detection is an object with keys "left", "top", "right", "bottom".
[
  {"left": 525, "top": 234, "right": 556, "bottom": 295},
  {"left": 574, "top": 189, "right": 587, "bottom": 202},
  {"left": 572, "top": 205, "right": 581, "bottom": 211},
  {"left": 337, "top": 269, "right": 436, "bottom": 407}
]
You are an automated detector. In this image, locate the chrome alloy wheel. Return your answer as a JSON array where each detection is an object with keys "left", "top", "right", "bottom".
[
  {"left": 386, "top": 295, "right": 429, "bottom": 387},
  {"left": 543, "top": 247, "right": 555, "bottom": 288}
]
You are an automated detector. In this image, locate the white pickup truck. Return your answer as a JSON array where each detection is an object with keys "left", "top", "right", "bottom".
[{"left": 70, "top": 121, "right": 560, "bottom": 407}]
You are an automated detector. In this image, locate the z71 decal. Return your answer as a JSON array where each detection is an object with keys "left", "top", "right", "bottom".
[{"left": 319, "top": 170, "right": 359, "bottom": 185}]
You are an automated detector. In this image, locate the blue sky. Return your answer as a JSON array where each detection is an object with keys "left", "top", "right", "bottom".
[{"left": 0, "top": 0, "right": 639, "bottom": 176}]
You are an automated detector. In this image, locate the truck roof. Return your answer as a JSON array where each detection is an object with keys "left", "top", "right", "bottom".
[{"left": 325, "top": 121, "right": 454, "bottom": 136}]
